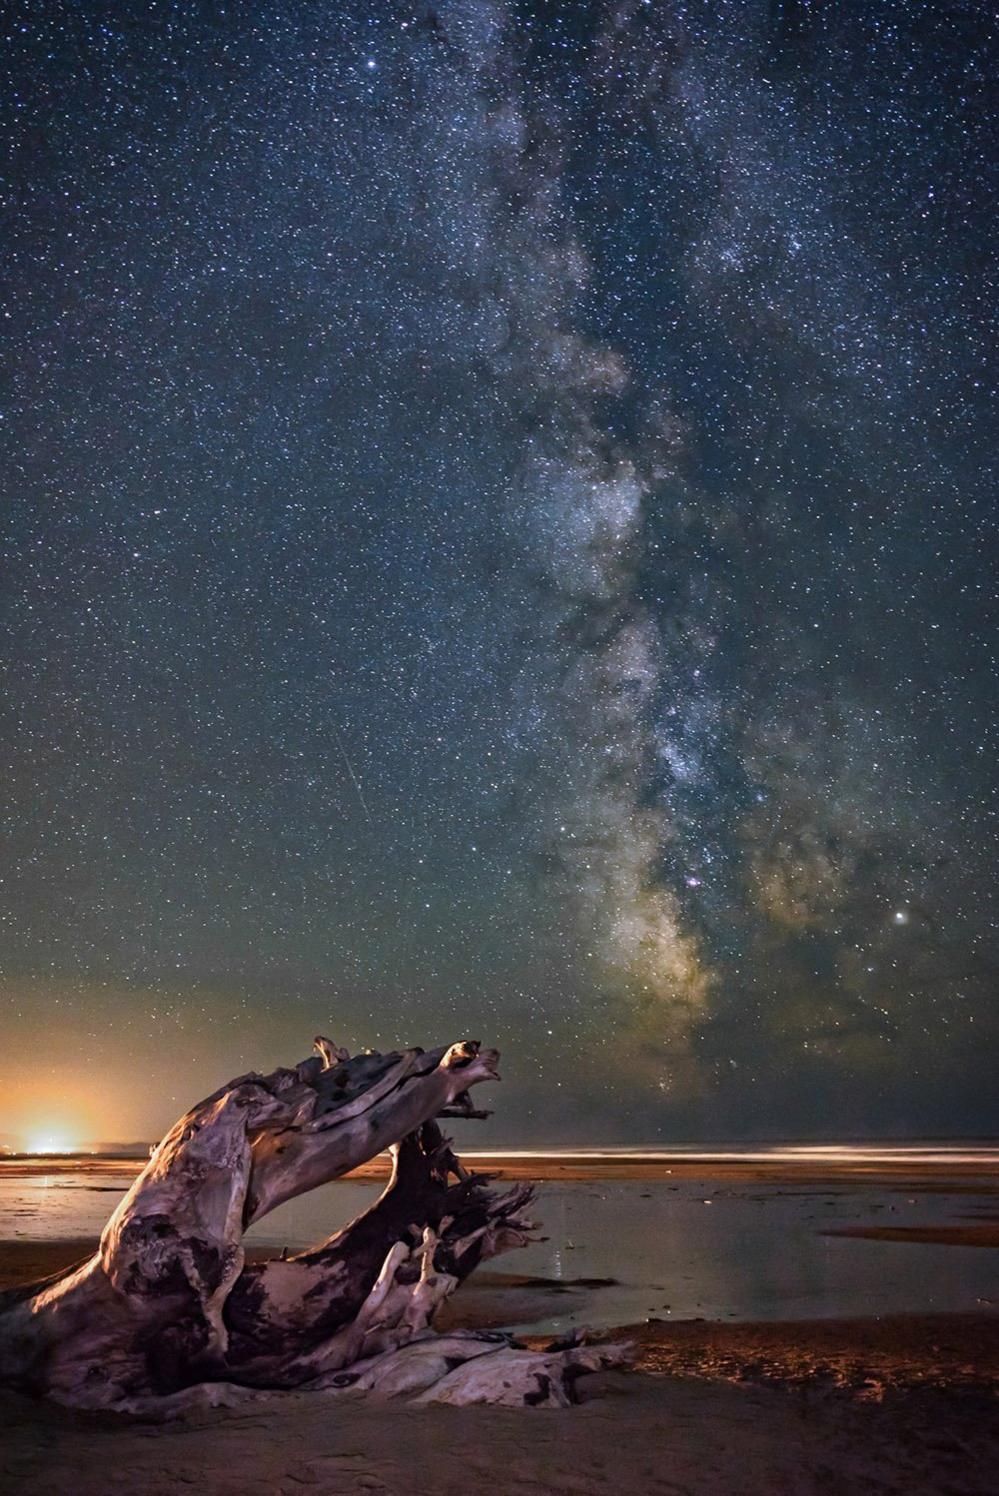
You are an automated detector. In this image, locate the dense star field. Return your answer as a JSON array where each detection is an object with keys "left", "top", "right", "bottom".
[{"left": 0, "top": 1, "right": 995, "bottom": 1146}]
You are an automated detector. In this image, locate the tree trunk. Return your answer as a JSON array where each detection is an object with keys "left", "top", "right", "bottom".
[{"left": 0, "top": 1037, "right": 630, "bottom": 1411}]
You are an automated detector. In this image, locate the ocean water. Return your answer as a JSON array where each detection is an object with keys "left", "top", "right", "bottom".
[{"left": 3, "top": 1148, "right": 997, "bottom": 1333}]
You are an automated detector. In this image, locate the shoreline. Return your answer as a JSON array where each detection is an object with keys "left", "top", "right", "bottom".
[
  {"left": 4, "top": 1150, "right": 999, "bottom": 1188},
  {"left": 3, "top": 1238, "right": 999, "bottom": 1393},
  {"left": 3, "top": 1239, "right": 997, "bottom": 1493}
]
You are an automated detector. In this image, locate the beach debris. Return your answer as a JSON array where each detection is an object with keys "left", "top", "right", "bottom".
[{"left": 0, "top": 1035, "right": 632, "bottom": 1412}]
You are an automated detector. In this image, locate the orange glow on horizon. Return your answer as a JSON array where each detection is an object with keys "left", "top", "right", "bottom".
[{"left": 23, "top": 1134, "right": 79, "bottom": 1156}]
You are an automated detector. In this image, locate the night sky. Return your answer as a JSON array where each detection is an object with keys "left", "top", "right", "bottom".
[{"left": 1, "top": 1, "right": 995, "bottom": 1149}]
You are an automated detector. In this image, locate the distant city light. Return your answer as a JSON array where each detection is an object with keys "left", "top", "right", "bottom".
[{"left": 26, "top": 1135, "right": 76, "bottom": 1155}]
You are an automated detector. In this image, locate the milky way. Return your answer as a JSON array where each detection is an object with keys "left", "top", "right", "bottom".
[{"left": 0, "top": 1, "right": 995, "bottom": 1145}]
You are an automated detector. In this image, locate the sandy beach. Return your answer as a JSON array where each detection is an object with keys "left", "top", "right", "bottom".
[
  {"left": 3, "top": 1172, "right": 999, "bottom": 1496},
  {"left": 3, "top": 1341, "right": 998, "bottom": 1496}
]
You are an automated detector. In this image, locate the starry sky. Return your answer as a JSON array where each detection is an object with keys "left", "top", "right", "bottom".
[{"left": 1, "top": 0, "right": 995, "bottom": 1149}]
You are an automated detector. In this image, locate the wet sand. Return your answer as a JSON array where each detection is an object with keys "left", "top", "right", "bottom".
[
  {"left": 4, "top": 1239, "right": 999, "bottom": 1392},
  {"left": 2, "top": 1237, "right": 998, "bottom": 1493},
  {"left": 824, "top": 1223, "right": 999, "bottom": 1248}
]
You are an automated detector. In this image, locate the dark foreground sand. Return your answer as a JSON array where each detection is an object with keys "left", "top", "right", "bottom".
[
  {"left": 4, "top": 1364, "right": 999, "bottom": 1496},
  {"left": 2, "top": 1240, "right": 998, "bottom": 1495}
]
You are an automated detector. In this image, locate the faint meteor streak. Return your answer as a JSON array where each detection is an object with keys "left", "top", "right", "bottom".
[{"left": 333, "top": 722, "right": 372, "bottom": 821}]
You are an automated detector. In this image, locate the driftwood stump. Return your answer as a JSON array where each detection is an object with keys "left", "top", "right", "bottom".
[{"left": 0, "top": 1037, "right": 629, "bottom": 1412}]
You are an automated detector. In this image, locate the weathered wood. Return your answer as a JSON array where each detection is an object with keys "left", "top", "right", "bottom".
[{"left": 0, "top": 1036, "right": 631, "bottom": 1410}]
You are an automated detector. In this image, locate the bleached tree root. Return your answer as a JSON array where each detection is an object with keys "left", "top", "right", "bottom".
[
  {"left": 113, "top": 1334, "right": 634, "bottom": 1418},
  {"left": 0, "top": 1037, "right": 632, "bottom": 1410}
]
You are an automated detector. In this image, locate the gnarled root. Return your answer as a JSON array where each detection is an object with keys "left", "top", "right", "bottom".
[{"left": 0, "top": 1037, "right": 631, "bottom": 1410}]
